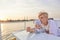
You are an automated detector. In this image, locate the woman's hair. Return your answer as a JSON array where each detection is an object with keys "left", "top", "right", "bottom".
[{"left": 38, "top": 12, "right": 48, "bottom": 18}]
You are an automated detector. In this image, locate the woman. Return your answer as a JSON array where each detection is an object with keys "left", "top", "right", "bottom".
[{"left": 27, "top": 12, "right": 58, "bottom": 36}]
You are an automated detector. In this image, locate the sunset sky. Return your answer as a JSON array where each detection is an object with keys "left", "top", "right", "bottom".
[{"left": 0, "top": 0, "right": 60, "bottom": 20}]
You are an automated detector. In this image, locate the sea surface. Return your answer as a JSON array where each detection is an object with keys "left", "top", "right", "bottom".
[{"left": 1, "top": 21, "right": 34, "bottom": 40}]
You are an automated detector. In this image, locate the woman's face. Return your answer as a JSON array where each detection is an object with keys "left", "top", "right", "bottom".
[{"left": 39, "top": 14, "right": 48, "bottom": 24}]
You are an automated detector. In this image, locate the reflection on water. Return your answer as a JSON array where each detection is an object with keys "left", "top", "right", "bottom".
[{"left": 1, "top": 21, "right": 34, "bottom": 40}]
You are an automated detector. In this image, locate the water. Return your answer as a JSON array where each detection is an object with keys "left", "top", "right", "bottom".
[{"left": 1, "top": 21, "right": 34, "bottom": 40}]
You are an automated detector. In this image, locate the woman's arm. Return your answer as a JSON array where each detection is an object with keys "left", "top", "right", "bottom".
[{"left": 26, "top": 27, "right": 35, "bottom": 33}]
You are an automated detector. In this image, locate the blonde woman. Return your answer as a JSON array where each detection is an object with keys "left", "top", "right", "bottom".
[{"left": 27, "top": 12, "right": 58, "bottom": 36}]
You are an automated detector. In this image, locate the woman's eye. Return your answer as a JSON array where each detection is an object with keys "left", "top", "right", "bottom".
[{"left": 41, "top": 17, "right": 43, "bottom": 19}]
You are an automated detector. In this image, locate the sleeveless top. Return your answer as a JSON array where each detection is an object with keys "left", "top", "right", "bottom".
[{"left": 34, "top": 19, "right": 58, "bottom": 36}]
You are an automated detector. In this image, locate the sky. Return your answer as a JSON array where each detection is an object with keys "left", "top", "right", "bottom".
[{"left": 0, "top": 0, "right": 60, "bottom": 20}]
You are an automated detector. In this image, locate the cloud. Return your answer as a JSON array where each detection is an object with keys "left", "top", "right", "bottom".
[{"left": 0, "top": 0, "right": 60, "bottom": 19}]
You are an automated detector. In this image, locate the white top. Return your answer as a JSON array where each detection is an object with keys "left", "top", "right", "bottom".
[
  {"left": 34, "top": 19, "right": 58, "bottom": 36},
  {"left": 41, "top": 24, "right": 49, "bottom": 31}
]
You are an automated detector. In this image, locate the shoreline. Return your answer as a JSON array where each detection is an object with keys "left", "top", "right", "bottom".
[{"left": 0, "top": 20, "right": 34, "bottom": 23}]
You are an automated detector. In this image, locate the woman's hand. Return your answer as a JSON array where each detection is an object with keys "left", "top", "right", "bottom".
[
  {"left": 26, "top": 27, "right": 35, "bottom": 33},
  {"left": 26, "top": 27, "right": 31, "bottom": 32},
  {"left": 35, "top": 24, "right": 41, "bottom": 29},
  {"left": 30, "top": 29, "right": 35, "bottom": 33}
]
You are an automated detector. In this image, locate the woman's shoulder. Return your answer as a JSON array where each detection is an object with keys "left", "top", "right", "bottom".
[
  {"left": 48, "top": 20, "right": 56, "bottom": 23},
  {"left": 48, "top": 20, "right": 56, "bottom": 26},
  {"left": 34, "top": 19, "right": 41, "bottom": 24}
]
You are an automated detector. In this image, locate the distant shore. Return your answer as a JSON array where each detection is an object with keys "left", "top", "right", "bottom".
[{"left": 0, "top": 19, "right": 35, "bottom": 23}]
